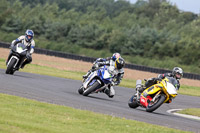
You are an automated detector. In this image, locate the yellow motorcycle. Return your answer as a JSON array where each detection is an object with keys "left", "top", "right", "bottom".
[{"left": 128, "top": 77, "right": 178, "bottom": 112}]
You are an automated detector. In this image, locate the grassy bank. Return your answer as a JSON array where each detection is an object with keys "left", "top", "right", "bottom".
[
  {"left": 0, "top": 58, "right": 199, "bottom": 97},
  {"left": 177, "top": 108, "right": 200, "bottom": 117},
  {"left": 0, "top": 93, "right": 190, "bottom": 133}
]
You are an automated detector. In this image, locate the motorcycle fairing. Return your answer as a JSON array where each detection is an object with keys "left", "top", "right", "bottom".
[
  {"left": 83, "top": 65, "right": 114, "bottom": 90},
  {"left": 12, "top": 43, "right": 27, "bottom": 55},
  {"left": 103, "top": 70, "right": 111, "bottom": 79},
  {"left": 7, "top": 56, "right": 19, "bottom": 68},
  {"left": 83, "top": 71, "right": 98, "bottom": 88},
  {"left": 144, "top": 85, "right": 162, "bottom": 95},
  {"left": 140, "top": 95, "right": 152, "bottom": 107},
  {"left": 89, "top": 79, "right": 97, "bottom": 86},
  {"left": 140, "top": 85, "right": 162, "bottom": 107},
  {"left": 98, "top": 66, "right": 113, "bottom": 84},
  {"left": 166, "top": 82, "right": 177, "bottom": 95}
]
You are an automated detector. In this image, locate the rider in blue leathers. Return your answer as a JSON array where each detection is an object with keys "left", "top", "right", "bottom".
[{"left": 83, "top": 53, "right": 125, "bottom": 98}]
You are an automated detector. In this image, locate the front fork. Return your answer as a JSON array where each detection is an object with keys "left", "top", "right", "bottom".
[{"left": 151, "top": 91, "right": 162, "bottom": 103}]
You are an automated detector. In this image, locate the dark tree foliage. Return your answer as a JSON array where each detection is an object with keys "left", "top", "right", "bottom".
[{"left": 0, "top": 0, "right": 200, "bottom": 67}]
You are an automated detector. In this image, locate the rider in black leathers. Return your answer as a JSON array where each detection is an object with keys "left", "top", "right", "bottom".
[{"left": 138, "top": 67, "right": 183, "bottom": 93}]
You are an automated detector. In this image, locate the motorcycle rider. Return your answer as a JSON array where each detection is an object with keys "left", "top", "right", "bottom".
[
  {"left": 83, "top": 53, "right": 125, "bottom": 98},
  {"left": 83, "top": 53, "right": 121, "bottom": 79},
  {"left": 138, "top": 67, "right": 183, "bottom": 93},
  {"left": 6, "top": 29, "right": 35, "bottom": 69}
]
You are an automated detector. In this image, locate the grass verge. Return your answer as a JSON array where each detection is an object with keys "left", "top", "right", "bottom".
[
  {"left": 0, "top": 93, "right": 190, "bottom": 133},
  {"left": 0, "top": 58, "right": 199, "bottom": 97},
  {"left": 177, "top": 108, "right": 200, "bottom": 117}
]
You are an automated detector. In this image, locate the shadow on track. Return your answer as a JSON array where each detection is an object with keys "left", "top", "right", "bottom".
[
  {"left": 129, "top": 107, "right": 173, "bottom": 117},
  {"left": 86, "top": 95, "right": 116, "bottom": 102},
  {"left": 13, "top": 73, "right": 33, "bottom": 79},
  {"left": 0, "top": 68, "right": 33, "bottom": 79}
]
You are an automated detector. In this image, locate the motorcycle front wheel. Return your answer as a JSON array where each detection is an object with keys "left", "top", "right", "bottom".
[
  {"left": 146, "top": 94, "right": 165, "bottom": 112},
  {"left": 6, "top": 58, "right": 17, "bottom": 74},
  {"left": 83, "top": 81, "right": 100, "bottom": 96},
  {"left": 78, "top": 86, "right": 84, "bottom": 95}
]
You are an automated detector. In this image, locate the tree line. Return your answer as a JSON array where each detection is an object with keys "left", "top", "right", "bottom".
[{"left": 0, "top": 0, "right": 199, "bottom": 73}]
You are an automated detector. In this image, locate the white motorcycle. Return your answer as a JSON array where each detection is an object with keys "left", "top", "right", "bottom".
[{"left": 6, "top": 43, "right": 28, "bottom": 74}]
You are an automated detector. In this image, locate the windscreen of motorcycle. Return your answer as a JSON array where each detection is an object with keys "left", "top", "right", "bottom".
[
  {"left": 16, "top": 43, "right": 27, "bottom": 53},
  {"left": 166, "top": 82, "right": 177, "bottom": 95},
  {"left": 108, "top": 66, "right": 118, "bottom": 75},
  {"left": 166, "top": 77, "right": 178, "bottom": 95},
  {"left": 103, "top": 66, "right": 115, "bottom": 79},
  {"left": 103, "top": 69, "right": 112, "bottom": 79}
]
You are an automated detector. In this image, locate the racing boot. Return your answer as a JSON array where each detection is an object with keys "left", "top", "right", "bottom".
[
  {"left": 20, "top": 59, "right": 29, "bottom": 69},
  {"left": 104, "top": 86, "right": 115, "bottom": 98}
]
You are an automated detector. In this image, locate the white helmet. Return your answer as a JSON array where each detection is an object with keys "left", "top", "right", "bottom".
[{"left": 172, "top": 67, "right": 183, "bottom": 79}]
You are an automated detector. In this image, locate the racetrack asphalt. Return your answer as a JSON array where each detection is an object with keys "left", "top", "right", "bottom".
[{"left": 0, "top": 69, "right": 199, "bottom": 133}]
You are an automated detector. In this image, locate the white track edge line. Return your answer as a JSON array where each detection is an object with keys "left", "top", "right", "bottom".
[{"left": 167, "top": 109, "right": 200, "bottom": 121}]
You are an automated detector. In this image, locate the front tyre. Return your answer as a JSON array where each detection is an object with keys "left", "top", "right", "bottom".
[
  {"left": 83, "top": 81, "right": 100, "bottom": 96},
  {"left": 78, "top": 86, "right": 84, "bottom": 95},
  {"left": 128, "top": 95, "right": 139, "bottom": 108},
  {"left": 146, "top": 94, "right": 165, "bottom": 112},
  {"left": 6, "top": 58, "right": 17, "bottom": 74}
]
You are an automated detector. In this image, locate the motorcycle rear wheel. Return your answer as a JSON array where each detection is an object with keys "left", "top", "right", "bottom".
[
  {"left": 128, "top": 95, "right": 139, "bottom": 108},
  {"left": 146, "top": 94, "right": 165, "bottom": 112},
  {"left": 83, "top": 81, "right": 100, "bottom": 96},
  {"left": 6, "top": 58, "right": 17, "bottom": 75}
]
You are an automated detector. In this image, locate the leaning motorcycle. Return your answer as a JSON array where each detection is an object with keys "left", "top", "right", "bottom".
[
  {"left": 78, "top": 65, "right": 115, "bottom": 96},
  {"left": 6, "top": 43, "right": 28, "bottom": 74},
  {"left": 128, "top": 77, "right": 178, "bottom": 112}
]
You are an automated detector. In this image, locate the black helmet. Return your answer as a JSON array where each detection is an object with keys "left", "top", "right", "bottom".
[
  {"left": 172, "top": 67, "right": 183, "bottom": 79},
  {"left": 115, "top": 57, "right": 125, "bottom": 69}
]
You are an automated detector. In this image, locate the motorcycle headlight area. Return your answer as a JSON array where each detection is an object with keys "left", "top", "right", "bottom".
[
  {"left": 103, "top": 70, "right": 112, "bottom": 79},
  {"left": 166, "top": 82, "right": 177, "bottom": 95}
]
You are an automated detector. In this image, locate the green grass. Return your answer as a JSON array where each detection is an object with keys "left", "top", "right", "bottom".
[
  {"left": 178, "top": 85, "right": 200, "bottom": 97},
  {"left": 177, "top": 108, "right": 200, "bottom": 117},
  {"left": 0, "top": 58, "right": 199, "bottom": 97},
  {"left": 0, "top": 93, "right": 190, "bottom": 133}
]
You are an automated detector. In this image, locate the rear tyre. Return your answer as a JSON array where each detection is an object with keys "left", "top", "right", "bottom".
[
  {"left": 83, "top": 81, "right": 100, "bottom": 96},
  {"left": 6, "top": 58, "right": 17, "bottom": 74},
  {"left": 128, "top": 95, "right": 139, "bottom": 108},
  {"left": 146, "top": 94, "right": 165, "bottom": 112}
]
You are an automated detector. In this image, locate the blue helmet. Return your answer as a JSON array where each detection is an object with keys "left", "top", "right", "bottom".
[
  {"left": 25, "top": 29, "right": 34, "bottom": 42},
  {"left": 112, "top": 53, "right": 121, "bottom": 61}
]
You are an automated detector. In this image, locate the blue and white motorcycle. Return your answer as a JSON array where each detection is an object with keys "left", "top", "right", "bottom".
[{"left": 78, "top": 65, "right": 116, "bottom": 96}]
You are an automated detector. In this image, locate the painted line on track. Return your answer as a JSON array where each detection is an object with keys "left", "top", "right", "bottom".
[{"left": 167, "top": 109, "right": 200, "bottom": 121}]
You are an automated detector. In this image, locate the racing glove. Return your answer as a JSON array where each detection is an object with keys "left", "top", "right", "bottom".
[
  {"left": 111, "top": 81, "right": 120, "bottom": 86},
  {"left": 92, "top": 63, "right": 99, "bottom": 69},
  {"left": 111, "top": 81, "right": 115, "bottom": 86}
]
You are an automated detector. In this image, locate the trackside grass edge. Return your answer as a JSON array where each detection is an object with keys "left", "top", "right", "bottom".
[{"left": 0, "top": 93, "right": 191, "bottom": 133}]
